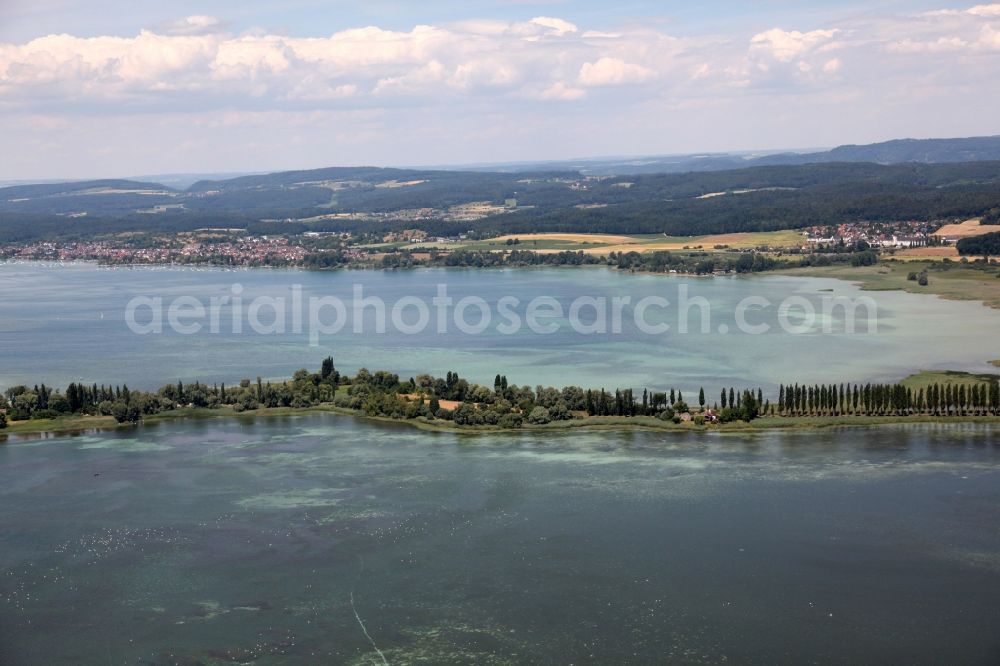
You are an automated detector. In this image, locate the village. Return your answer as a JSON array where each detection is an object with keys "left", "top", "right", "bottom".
[
  {"left": 2, "top": 236, "right": 309, "bottom": 265},
  {"left": 803, "top": 219, "right": 939, "bottom": 248}
]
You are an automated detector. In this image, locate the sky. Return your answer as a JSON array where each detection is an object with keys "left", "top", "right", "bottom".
[{"left": 0, "top": 0, "right": 998, "bottom": 179}]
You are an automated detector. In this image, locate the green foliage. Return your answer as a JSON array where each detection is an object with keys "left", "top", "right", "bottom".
[
  {"left": 527, "top": 406, "right": 552, "bottom": 425},
  {"left": 498, "top": 413, "right": 523, "bottom": 429}
]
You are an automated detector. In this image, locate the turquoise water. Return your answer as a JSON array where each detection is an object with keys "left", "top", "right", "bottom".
[
  {"left": 1, "top": 262, "right": 998, "bottom": 393},
  {"left": 2, "top": 417, "right": 1000, "bottom": 664}
]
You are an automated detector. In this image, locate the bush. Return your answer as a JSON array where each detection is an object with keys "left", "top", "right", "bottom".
[
  {"left": 918, "top": 273, "right": 929, "bottom": 286},
  {"left": 850, "top": 250, "right": 879, "bottom": 267},
  {"left": 110, "top": 402, "right": 141, "bottom": 424},
  {"left": 48, "top": 396, "right": 71, "bottom": 414},
  {"left": 452, "top": 402, "right": 482, "bottom": 426},
  {"left": 527, "top": 406, "right": 551, "bottom": 425},
  {"left": 549, "top": 400, "right": 571, "bottom": 421},
  {"left": 498, "top": 413, "right": 523, "bottom": 428},
  {"left": 238, "top": 395, "right": 260, "bottom": 411},
  {"left": 0, "top": 412, "right": 6, "bottom": 429},
  {"left": 31, "top": 409, "right": 60, "bottom": 420}
]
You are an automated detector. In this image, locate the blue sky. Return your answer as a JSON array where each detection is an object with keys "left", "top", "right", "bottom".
[
  {"left": 0, "top": 0, "right": 964, "bottom": 41},
  {"left": 0, "top": 1, "right": 997, "bottom": 178},
  {"left": 0, "top": 0, "right": 967, "bottom": 40}
]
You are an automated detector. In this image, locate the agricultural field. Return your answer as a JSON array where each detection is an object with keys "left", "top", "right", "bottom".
[
  {"left": 461, "top": 229, "right": 807, "bottom": 254},
  {"left": 892, "top": 246, "right": 959, "bottom": 260},
  {"left": 900, "top": 370, "right": 998, "bottom": 392},
  {"left": 931, "top": 218, "right": 993, "bottom": 240}
]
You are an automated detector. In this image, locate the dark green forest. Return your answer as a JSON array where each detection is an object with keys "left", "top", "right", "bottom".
[{"left": 957, "top": 231, "right": 1000, "bottom": 257}]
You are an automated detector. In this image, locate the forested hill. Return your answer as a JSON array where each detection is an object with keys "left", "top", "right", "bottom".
[
  {"left": 480, "top": 135, "right": 1000, "bottom": 175},
  {"left": 2, "top": 160, "right": 1000, "bottom": 242},
  {"left": 754, "top": 136, "right": 1000, "bottom": 167}
]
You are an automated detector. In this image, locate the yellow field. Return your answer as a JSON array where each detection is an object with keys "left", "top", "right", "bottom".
[
  {"left": 893, "top": 246, "right": 959, "bottom": 260},
  {"left": 932, "top": 218, "right": 991, "bottom": 239},
  {"left": 492, "top": 233, "right": 635, "bottom": 244},
  {"left": 491, "top": 230, "right": 805, "bottom": 254}
]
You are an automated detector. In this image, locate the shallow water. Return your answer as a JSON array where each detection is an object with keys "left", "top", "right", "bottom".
[
  {"left": 1, "top": 262, "right": 999, "bottom": 392},
  {"left": 2, "top": 416, "right": 1000, "bottom": 664}
]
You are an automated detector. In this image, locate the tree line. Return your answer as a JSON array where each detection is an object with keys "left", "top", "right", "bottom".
[
  {"left": 957, "top": 231, "right": 1000, "bottom": 259},
  {"left": 3, "top": 360, "right": 998, "bottom": 431},
  {"left": 776, "top": 380, "right": 1000, "bottom": 416}
]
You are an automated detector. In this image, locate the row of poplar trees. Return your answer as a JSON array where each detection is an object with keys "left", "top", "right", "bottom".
[{"left": 777, "top": 381, "right": 1000, "bottom": 416}]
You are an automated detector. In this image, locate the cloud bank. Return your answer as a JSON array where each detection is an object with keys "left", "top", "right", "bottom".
[{"left": 0, "top": 4, "right": 998, "bottom": 177}]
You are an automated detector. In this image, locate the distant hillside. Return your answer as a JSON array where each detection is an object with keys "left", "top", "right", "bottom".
[
  {"left": 2, "top": 160, "right": 1000, "bottom": 243},
  {"left": 754, "top": 136, "right": 1000, "bottom": 167},
  {"left": 476, "top": 136, "right": 1000, "bottom": 176}
]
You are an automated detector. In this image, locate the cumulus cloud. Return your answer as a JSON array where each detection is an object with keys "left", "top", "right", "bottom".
[
  {"left": 0, "top": 3, "right": 997, "bottom": 121},
  {"left": 0, "top": 15, "right": 640, "bottom": 111},
  {"left": 4, "top": 3, "right": 1000, "bottom": 179},
  {"left": 527, "top": 17, "right": 578, "bottom": 36},
  {"left": 822, "top": 58, "right": 842, "bottom": 73},
  {"left": 538, "top": 81, "right": 586, "bottom": 100},
  {"left": 749, "top": 28, "right": 839, "bottom": 63},
  {"left": 894, "top": 2, "right": 1000, "bottom": 52},
  {"left": 578, "top": 57, "right": 655, "bottom": 86},
  {"left": 923, "top": 3, "right": 1000, "bottom": 16}
]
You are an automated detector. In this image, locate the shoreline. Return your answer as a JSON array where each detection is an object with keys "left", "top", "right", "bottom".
[
  {"left": 775, "top": 261, "right": 1000, "bottom": 310},
  {"left": 4, "top": 403, "right": 1000, "bottom": 441}
]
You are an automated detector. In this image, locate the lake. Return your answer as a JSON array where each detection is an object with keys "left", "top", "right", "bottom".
[
  {"left": 1, "top": 262, "right": 999, "bottom": 393},
  {"left": 1, "top": 416, "right": 999, "bottom": 664}
]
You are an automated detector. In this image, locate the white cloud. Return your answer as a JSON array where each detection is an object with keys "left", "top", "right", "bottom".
[
  {"left": 374, "top": 60, "right": 446, "bottom": 95},
  {"left": 919, "top": 4, "right": 1000, "bottom": 16},
  {"left": 749, "top": 28, "right": 839, "bottom": 63},
  {"left": 822, "top": 58, "right": 842, "bottom": 73},
  {"left": 980, "top": 24, "right": 1000, "bottom": 48},
  {"left": 965, "top": 4, "right": 1000, "bottom": 16},
  {"left": 2, "top": 5, "right": 998, "bottom": 112},
  {"left": 887, "top": 36, "right": 970, "bottom": 52},
  {"left": 900, "top": 2, "right": 1000, "bottom": 51},
  {"left": 2, "top": 3, "right": 1000, "bottom": 179},
  {"left": 578, "top": 57, "right": 654, "bottom": 86},
  {"left": 450, "top": 58, "right": 521, "bottom": 90},
  {"left": 538, "top": 81, "right": 586, "bottom": 100},
  {"left": 528, "top": 17, "right": 578, "bottom": 37}
]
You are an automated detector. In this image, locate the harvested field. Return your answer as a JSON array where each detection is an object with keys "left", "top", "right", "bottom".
[
  {"left": 894, "top": 246, "right": 959, "bottom": 259},
  {"left": 932, "top": 218, "right": 992, "bottom": 239},
  {"left": 492, "top": 232, "right": 634, "bottom": 244}
]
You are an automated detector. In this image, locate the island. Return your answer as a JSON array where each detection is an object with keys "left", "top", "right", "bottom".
[{"left": 4, "top": 357, "right": 999, "bottom": 438}]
